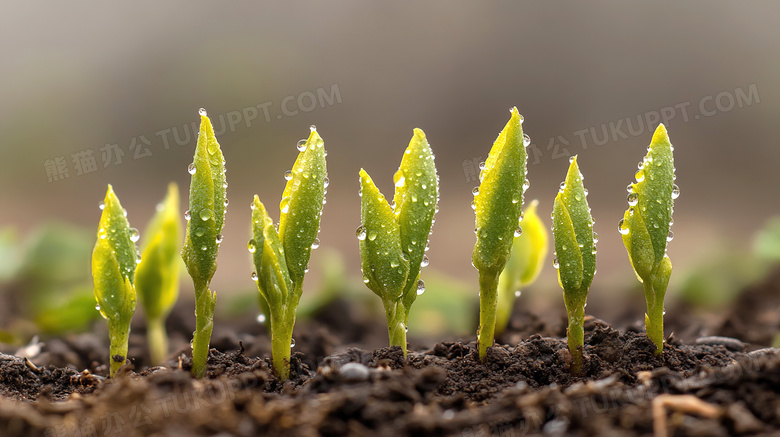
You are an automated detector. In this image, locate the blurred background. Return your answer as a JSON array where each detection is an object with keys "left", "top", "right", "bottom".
[{"left": 1, "top": 1, "right": 779, "bottom": 344}]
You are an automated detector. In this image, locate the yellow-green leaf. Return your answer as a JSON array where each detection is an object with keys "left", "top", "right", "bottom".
[
  {"left": 182, "top": 111, "right": 226, "bottom": 287},
  {"left": 279, "top": 127, "right": 327, "bottom": 286},
  {"left": 359, "top": 169, "right": 409, "bottom": 301},
  {"left": 251, "top": 196, "right": 292, "bottom": 310},
  {"left": 135, "top": 182, "right": 181, "bottom": 320},
  {"left": 472, "top": 108, "right": 528, "bottom": 277}
]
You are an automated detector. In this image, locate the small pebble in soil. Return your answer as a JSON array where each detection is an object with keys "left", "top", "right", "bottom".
[{"left": 339, "top": 362, "right": 370, "bottom": 382}]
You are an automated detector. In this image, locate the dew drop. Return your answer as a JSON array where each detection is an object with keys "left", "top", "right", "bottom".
[
  {"left": 627, "top": 192, "right": 639, "bottom": 206},
  {"left": 553, "top": 258, "right": 560, "bottom": 269},
  {"left": 99, "top": 201, "right": 105, "bottom": 210},
  {"left": 367, "top": 231, "right": 377, "bottom": 241},
  {"left": 223, "top": 180, "right": 228, "bottom": 188},
  {"left": 356, "top": 225, "right": 367, "bottom": 240},
  {"left": 559, "top": 182, "right": 566, "bottom": 192},
  {"left": 216, "top": 234, "right": 224, "bottom": 244},
  {"left": 323, "top": 177, "right": 330, "bottom": 188},
  {"left": 421, "top": 255, "right": 429, "bottom": 268},
  {"left": 256, "top": 314, "right": 266, "bottom": 324},
  {"left": 290, "top": 338, "right": 296, "bottom": 348},
  {"left": 311, "top": 238, "right": 320, "bottom": 249},
  {"left": 200, "top": 209, "right": 212, "bottom": 221},
  {"left": 671, "top": 184, "right": 680, "bottom": 200},
  {"left": 416, "top": 279, "right": 426, "bottom": 295},
  {"left": 201, "top": 245, "right": 208, "bottom": 251},
  {"left": 471, "top": 200, "right": 477, "bottom": 210},
  {"left": 626, "top": 184, "right": 634, "bottom": 193},
  {"left": 523, "top": 134, "right": 531, "bottom": 147},
  {"left": 198, "top": 107, "right": 207, "bottom": 116},
  {"left": 666, "top": 230, "right": 674, "bottom": 242},
  {"left": 284, "top": 170, "right": 293, "bottom": 181},
  {"left": 523, "top": 179, "right": 531, "bottom": 191},
  {"left": 310, "top": 124, "right": 316, "bottom": 131},
  {"left": 478, "top": 162, "right": 486, "bottom": 170},
  {"left": 128, "top": 228, "right": 140, "bottom": 242},
  {"left": 280, "top": 197, "right": 290, "bottom": 214},
  {"left": 122, "top": 208, "right": 128, "bottom": 217},
  {"left": 250, "top": 272, "right": 258, "bottom": 282},
  {"left": 362, "top": 275, "right": 370, "bottom": 284},
  {"left": 593, "top": 232, "right": 599, "bottom": 244},
  {"left": 297, "top": 139, "right": 307, "bottom": 152},
  {"left": 635, "top": 170, "right": 645, "bottom": 182},
  {"left": 514, "top": 227, "right": 523, "bottom": 238},
  {"left": 188, "top": 163, "right": 196, "bottom": 175},
  {"left": 512, "top": 193, "right": 521, "bottom": 204},
  {"left": 95, "top": 304, "right": 101, "bottom": 312},
  {"left": 395, "top": 176, "right": 405, "bottom": 188},
  {"left": 514, "top": 290, "right": 522, "bottom": 298},
  {"left": 618, "top": 219, "right": 629, "bottom": 235},
  {"left": 184, "top": 210, "right": 191, "bottom": 221},
  {"left": 472, "top": 187, "right": 480, "bottom": 196},
  {"left": 224, "top": 198, "right": 229, "bottom": 207}
]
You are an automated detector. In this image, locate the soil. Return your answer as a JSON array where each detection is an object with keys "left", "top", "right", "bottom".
[{"left": 1, "top": 273, "right": 779, "bottom": 437}]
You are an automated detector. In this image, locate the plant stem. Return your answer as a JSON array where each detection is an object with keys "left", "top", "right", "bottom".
[
  {"left": 108, "top": 320, "right": 130, "bottom": 378},
  {"left": 644, "top": 281, "right": 664, "bottom": 356},
  {"left": 384, "top": 299, "right": 408, "bottom": 356},
  {"left": 270, "top": 307, "right": 294, "bottom": 381},
  {"left": 147, "top": 316, "right": 168, "bottom": 366},
  {"left": 191, "top": 281, "right": 216, "bottom": 378},
  {"left": 565, "top": 302, "right": 585, "bottom": 375},
  {"left": 477, "top": 270, "right": 500, "bottom": 361}
]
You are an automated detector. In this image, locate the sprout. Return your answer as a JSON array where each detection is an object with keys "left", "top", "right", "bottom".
[
  {"left": 472, "top": 108, "right": 528, "bottom": 361},
  {"left": 495, "top": 199, "right": 548, "bottom": 336},
  {"left": 91, "top": 184, "right": 138, "bottom": 377},
  {"left": 181, "top": 110, "right": 227, "bottom": 378},
  {"left": 251, "top": 127, "right": 327, "bottom": 380},
  {"left": 551, "top": 156, "right": 596, "bottom": 374},
  {"left": 621, "top": 124, "right": 676, "bottom": 355},
  {"left": 135, "top": 183, "right": 181, "bottom": 366},
  {"left": 358, "top": 129, "right": 438, "bottom": 357}
]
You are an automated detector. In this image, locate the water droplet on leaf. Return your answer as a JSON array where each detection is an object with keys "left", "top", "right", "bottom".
[{"left": 188, "top": 163, "right": 196, "bottom": 175}]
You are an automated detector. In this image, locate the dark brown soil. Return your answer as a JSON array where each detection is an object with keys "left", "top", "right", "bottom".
[{"left": 1, "top": 277, "right": 779, "bottom": 436}]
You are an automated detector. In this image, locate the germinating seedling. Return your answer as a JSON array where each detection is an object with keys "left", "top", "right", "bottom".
[
  {"left": 495, "top": 199, "right": 548, "bottom": 336},
  {"left": 473, "top": 108, "right": 529, "bottom": 360},
  {"left": 358, "top": 129, "right": 438, "bottom": 357},
  {"left": 135, "top": 183, "right": 181, "bottom": 365},
  {"left": 181, "top": 109, "right": 227, "bottom": 378},
  {"left": 91, "top": 184, "right": 139, "bottom": 377},
  {"left": 551, "top": 156, "right": 596, "bottom": 374},
  {"left": 620, "top": 124, "right": 677, "bottom": 355},
  {"left": 250, "top": 126, "right": 327, "bottom": 381}
]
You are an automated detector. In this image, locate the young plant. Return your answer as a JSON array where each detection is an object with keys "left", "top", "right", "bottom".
[
  {"left": 135, "top": 183, "right": 181, "bottom": 365},
  {"left": 250, "top": 126, "right": 327, "bottom": 380},
  {"left": 473, "top": 108, "right": 528, "bottom": 360},
  {"left": 551, "top": 156, "right": 596, "bottom": 374},
  {"left": 620, "top": 124, "right": 677, "bottom": 355},
  {"left": 358, "top": 128, "right": 438, "bottom": 357},
  {"left": 91, "top": 184, "right": 139, "bottom": 377},
  {"left": 181, "top": 109, "right": 227, "bottom": 378},
  {"left": 495, "top": 199, "right": 548, "bottom": 336}
]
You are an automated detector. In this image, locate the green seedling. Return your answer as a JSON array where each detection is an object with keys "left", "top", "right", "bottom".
[
  {"left": 250, "top": 126, "right": 327, "bottom": 380},
  {"left": 473, "top": 108, "right": 528, "bottom": 360},
  {"left": 91, "top": 184, "right": 139, "bottom": 377},
  {"left": 135, "top": 183, "right": 181, "bottom": 365},
  {"left": 551, "top": 156, "right": 596, "bottom": 374},
  {"left": 358, "top": 128, "right": 438, "bottom": 357},
  {"left": 620, "top": 124, "right": 677, "bottom": 355},
  {"left": 495, "top": 199, "right": 548, "bottom": 336},
  {"left": 182, "top": 109, "right": 227, "bottom": 378}
]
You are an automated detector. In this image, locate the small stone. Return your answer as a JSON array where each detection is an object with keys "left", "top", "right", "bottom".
[{"left": 339, "top": 362, "right": 370, "bottom": 382}]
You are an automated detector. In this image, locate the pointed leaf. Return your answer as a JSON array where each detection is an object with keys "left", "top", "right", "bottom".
[
  {"left": 182, "top": 112, "right": 226, "bottom": 286},
  {"left": 251, "top": 196, "right": 292, "bottom": 311},
  {"left": 359, "top": 169, "right": 409, "bottom": 300},
  {"left": 279, "top": 127, "right": 327, "bottom": 286},
  {"left": 552, "top": 157, "right": 596, "bottom": 297},
  {"left": 622, "top": 124, "right": 676, "bottom": 282},
  {"left": 135, "top": 183, "right": 181, "bottom": 320},
  {"left": 472, "top": 107, "right": 528, "bottom": 277},
  {"left": 393, "top": 128, "right": 438, "bottom": 305}
]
